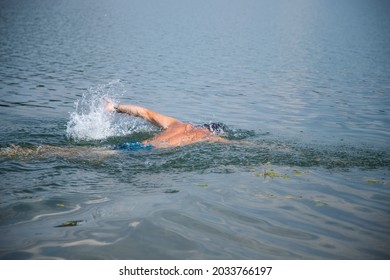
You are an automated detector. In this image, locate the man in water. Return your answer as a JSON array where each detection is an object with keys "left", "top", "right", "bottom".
[
  {"left": 103, "top": 98, "right": 227, "bottom": 149},
  {"left": 0, "top": 100, "right": 228, "bottom": 159}
]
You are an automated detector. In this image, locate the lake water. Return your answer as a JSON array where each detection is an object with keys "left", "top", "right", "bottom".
[{"left": 0, "top": 0, "right": 389, "bottom": 259}]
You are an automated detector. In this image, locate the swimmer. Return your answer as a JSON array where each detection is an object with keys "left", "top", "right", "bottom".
[
  {"left": 103, "top": 98, "right": 228, "bottom": 148},
  {"left": 0, "top": 100, "right": 229, "bottom": 159}
]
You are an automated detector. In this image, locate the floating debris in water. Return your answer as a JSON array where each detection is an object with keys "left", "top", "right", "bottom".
[
  {"left": 55, "top": 220, "right": 86, "bottom": 227},
  {"left": 164, "top": 189, "right": 179, "bottom": 194},
  {"left": 314, "top": 200, "right": 328, "bottom": 207},
  {"left": 284, "top": 194, "right": 303, "bottom": 199},
  {"left": 255, "top": 194, "right": 328, "bottom": 207},
  {"left": 55, "top": 203, "right": 76, "bottom": 209},
  {"left": 256, "top": 194, "right": 303, "bottom": 200},
  {"left": 255, "top": 162, "right": 290, "bottom": 179},
  {"left": 368, "top": 179, "right": 379, "bottom": 184},
  {"left": 367, "top": 179, "right": 387, "bottom": 185}
]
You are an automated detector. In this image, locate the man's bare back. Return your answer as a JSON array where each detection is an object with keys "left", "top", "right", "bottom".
[
  {"left": 103, "top": 99, "right": 227, "bottom": 148},
  {"left": 143, "top": 122, "right": 226, "bottom": 148}
]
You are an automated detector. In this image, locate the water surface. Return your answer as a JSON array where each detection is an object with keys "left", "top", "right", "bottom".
[{"left": 0, "top": 0, "right": 389, "bottom": 259}]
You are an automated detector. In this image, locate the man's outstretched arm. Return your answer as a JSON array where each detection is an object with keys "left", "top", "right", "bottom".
[{"left": 103, "top": 99, "right": 180, "bottom": 129}]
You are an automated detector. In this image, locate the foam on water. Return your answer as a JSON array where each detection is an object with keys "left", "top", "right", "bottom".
[{"left": 66, "top": 81, "right": 152, "bottom": 141}]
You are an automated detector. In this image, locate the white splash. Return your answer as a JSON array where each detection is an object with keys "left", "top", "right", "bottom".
[{"left": 66, "top": 80, "right": 150, "bottom": 141}]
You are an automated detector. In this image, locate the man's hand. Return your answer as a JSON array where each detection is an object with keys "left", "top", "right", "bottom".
[{"left": 103, "top": 98, "right": 115, "bottom": 112}]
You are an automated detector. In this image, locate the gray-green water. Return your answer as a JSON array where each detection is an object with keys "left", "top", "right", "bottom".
[{"left": 0, "top": 0, "right": 389, "bottom": 259}]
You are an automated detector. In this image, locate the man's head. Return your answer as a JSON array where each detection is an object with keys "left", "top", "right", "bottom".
[{"left": 202, "top": 122, "right": 225, "bottom": 135}]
